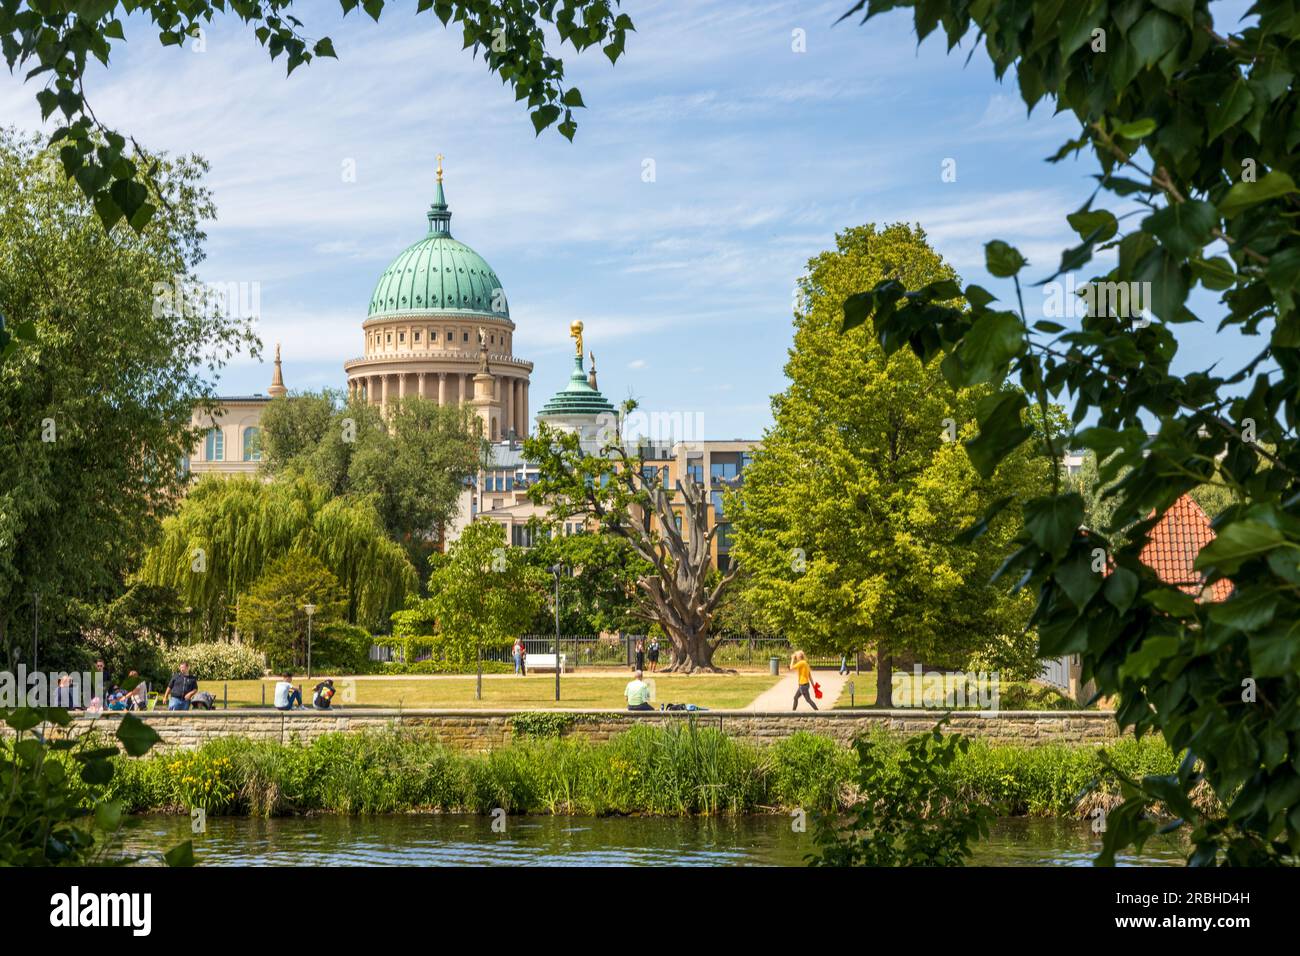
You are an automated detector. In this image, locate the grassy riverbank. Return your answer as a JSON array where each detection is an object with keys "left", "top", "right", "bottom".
[{"left": 102, "top": 723, "right": 1178, "bottom": 818}]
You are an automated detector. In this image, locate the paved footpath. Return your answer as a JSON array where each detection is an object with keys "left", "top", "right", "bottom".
[{"left": 744, "top": 669, "right": 853, "bottom": 711}]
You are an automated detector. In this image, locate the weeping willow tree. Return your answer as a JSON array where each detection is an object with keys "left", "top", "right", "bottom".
[{"left": 138, "top": 474, "right": 415, "bottom": 639}]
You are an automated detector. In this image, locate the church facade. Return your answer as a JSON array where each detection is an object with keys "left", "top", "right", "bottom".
[
  {"left": 343, "top": 162, "right": 532, "bottom": 441},
  {"left": 188, "top": 163, "right": 534, "bottom": 470}
]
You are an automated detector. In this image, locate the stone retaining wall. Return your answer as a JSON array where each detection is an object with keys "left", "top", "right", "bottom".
[{"left": 5, "top": 709, "right": 1120, "bottom": 753}]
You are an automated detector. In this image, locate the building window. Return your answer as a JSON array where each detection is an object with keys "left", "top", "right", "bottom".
[
  {"left": 711, "top": 491, "right": 725, "bottom": 518},
  {"left": 205, "top": 428, "right": 224, "bottom": 461},
  {"left": 711, "top": 461, "right": 738, "bottom": 484},
  {"left": 243, "top": 426, "right": 262, "bottom": 462},
  {"left": 399, "top": 332, "right": 405, "bottom": 343},
  {"left": 687, "top": 463, "right": 704, "bottom": 484},
  {"left": 414, "top": 331, "right": 421, "bottom": 343},
  {"left": 178, "top": 456, "right": 190, "bottom": 478}
]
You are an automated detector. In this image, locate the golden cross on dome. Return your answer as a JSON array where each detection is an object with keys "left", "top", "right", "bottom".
[{"left": 436, "top": 153, "right": 444, "bottom": 183}]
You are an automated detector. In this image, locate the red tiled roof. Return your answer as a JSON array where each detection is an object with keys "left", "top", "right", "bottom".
[{"left": 1139, "top": 494, "right": 1233, "bottom": 601}]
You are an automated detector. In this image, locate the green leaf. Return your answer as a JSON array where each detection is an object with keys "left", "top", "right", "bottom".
[
  {"left": 1067, "top": 208, "right": 1118, "bottom": 242},
  {"left": 530, "top": 105, "right": 562, "bottom": 135},
  {"left": 1144, "top": 200, "right": 1217, "bottom": 259},
  {"left": 984, "top": 240, "right": 1027, "bottom": 278},
  {"left": 164, "top": 840, "right": 195, "bottom": 867},
  {"left": 1206, "top": 588, "right": 1279, "bottom": 632},
  {"left": 1113, "top": 118, "right": 1156, "bottom": 139},
  {"left": 1249, "top": 619, "right": 1300, "bottom": 677},
  {"left": 953, "top": 311, "right": 1024, "bottom": 384},
  {"left": 1146, "top": 588, "right": 1197, "bottom": 617},
  {"left": 1193, "top": 519, "right": 1287, "bottom": 574},
  {"left": 1219, "top": 171, "right": 1298, "bottom": 218},
  {"left": 841, "top": 291, "right": 874, "bottom": 331},
  {"left": 560, "top": 88, "right": 585, "bottom": 108},
  {"left": 1207, "top": 80, "right": 1255, "bottom": 143},
  {"left": 1103, "top": 565, "right": 1139, "bottom": 613},
  {"left": 1128, "top": 10, "right": 1181, "bottom": 71},
  {"left": 115, "top": 713, "right": 162, "bottom": 757},
  {"left": 964, "top": 390, "right": 1032, "bottom": 478},
  {"left": 1025, "top": 494, "right": 1084, "bottom": 556},
  {"left": 94, "top": 800, "right": 123, "bottom": 832}
]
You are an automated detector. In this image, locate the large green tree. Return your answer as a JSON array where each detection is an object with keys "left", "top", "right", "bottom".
[
  {"left": 260, "top": 392, "right": 481, "bottom": 569},
  {"left": 138, "top": 474, "right": 416, "bottom": 637},
  {"left": 731, "top": 224, "right": 1053, "bottom": 704},
  {"left": 235, "top": 551, "right": 346, "bottom": 671},
  {"left": 424, "top": 519, "right": 544, "bottom": 698},
  {"left": 0, "top": 1, "right": 634, "bottom": 239},
  {"left": 522, "top": 523, "right": 649, "bottom": 635},
  {"left": 845, "top": 0, "right": 1300, "bottom": 865},
  {"left": 0, "top": 131, "right": 255, "bottom": 663}
]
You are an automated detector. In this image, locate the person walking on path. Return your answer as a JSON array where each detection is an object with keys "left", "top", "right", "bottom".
[
  {"left": 647, "top": 637, "right": 660, "bottom": 672},
  {"left": 512, "top": 638, "right": 527, "bottom": 676},
  {"left": 634, "top": 639, "right": 645, "bottom": 672},
  {"left": 791, "top": 650, "right": 818, "bottom": 711},
  {"left": 625, "top": 670, "right": 653, "bottom": 711}
]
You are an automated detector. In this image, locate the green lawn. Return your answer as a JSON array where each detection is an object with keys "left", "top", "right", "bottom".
[{"left": 197, "top": 673, "right": 781, "bottom": 711}]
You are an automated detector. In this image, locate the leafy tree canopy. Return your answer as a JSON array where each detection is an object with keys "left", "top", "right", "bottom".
[
  {"left": 843, "top": 0, "right": 1300, "bottom": 864},
  {"left": 521, "top": 522, "right": 649, "bottom": 634},
  {"left": 138, "top": 474, "right": 416, "bottom": 637},
  {"left": 0, "top": 130, "right": 254, "bottom": 662},
  {"left": 259, "top": 391, "right": 481, "bottom": 568},
  {"left": 0, "top": 0, "right": 634, "bottom": 235},
  {"left": 235, "top": 551, "right": 346, "bottom": 672},
  {"left": 731, "top": 224, "right": 1056, "bottom": 695}
]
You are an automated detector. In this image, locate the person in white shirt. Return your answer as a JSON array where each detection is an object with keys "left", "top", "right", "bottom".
[
  {"left": 273, "top": 672, "right": 302, "bottom": 711},
  {"left": 625, "top": 670, "right": 653, "bottom": 711}
]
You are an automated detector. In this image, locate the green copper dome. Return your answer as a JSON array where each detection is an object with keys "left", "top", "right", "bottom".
[
  {"left": 538, "top": 353, "right": 617, "bottom": 418},
  {"left": 367, "top": 180, "right": 508, "bottom": 319}
]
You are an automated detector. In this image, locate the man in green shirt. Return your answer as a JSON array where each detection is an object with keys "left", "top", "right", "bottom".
[{"left": 625, "top": 670, "right": 653, "bottom": 711}]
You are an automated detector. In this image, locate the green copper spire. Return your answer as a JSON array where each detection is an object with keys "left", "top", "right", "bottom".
[
  {"left": 427, "top": 153, "right": 452, "bottom": 236},
  {"left": 537, "top": 350, "right": 617, "bottom": 418}
]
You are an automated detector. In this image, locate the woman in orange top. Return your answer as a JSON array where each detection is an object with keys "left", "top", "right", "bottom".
[{"left": 790, "top": 650, "right": 817, "bottom": 711}]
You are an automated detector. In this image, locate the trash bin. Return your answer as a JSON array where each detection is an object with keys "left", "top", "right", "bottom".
[{"left": 769, "top": 656, "right": 780, "bottom": 676}]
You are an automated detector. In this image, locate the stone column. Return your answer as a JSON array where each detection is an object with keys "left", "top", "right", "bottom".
[
  {"left": 380, "top": 373, "right": 389, "bottom": 412},
  {"left": 461, "top": 373, "right": 469, "bottom": 405},
  {"left": 438, "top": 372, "right": 447, "bottom": 406},
  {"left": 417, "top": 371, "right": 427, "bottom": 400},
  {"left": 505, "top": 376, "right": 514, "bottom": 437},
  {"left": 398, "top": 372, "right": 406, "bottom": 401},
  {"left": 521, "top": 381, "right": 529, "bottom": 435}
]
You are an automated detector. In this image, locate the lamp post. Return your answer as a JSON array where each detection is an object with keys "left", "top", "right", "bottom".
[
  {"left": 304, "top": 604, "right": 317, "bottom": 679},
  {"left": 548, "top": 564, "right": 563, "bottom": 702}
]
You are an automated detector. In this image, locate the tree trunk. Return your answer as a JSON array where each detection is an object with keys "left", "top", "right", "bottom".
[
  {"left": 875, "top": 651, "right": 893, "bottom": 708},
  {"left": 662, "top": 626, "right": 723, "bottom": 673}
]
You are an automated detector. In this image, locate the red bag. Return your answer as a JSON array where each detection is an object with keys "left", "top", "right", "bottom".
[{"left": 813, "top": 682, "right": 823, "bottom": 699}]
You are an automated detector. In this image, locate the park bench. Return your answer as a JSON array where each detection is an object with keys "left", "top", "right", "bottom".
[{"left": 524, "top": 653, "right": 568, "bottom": 673}]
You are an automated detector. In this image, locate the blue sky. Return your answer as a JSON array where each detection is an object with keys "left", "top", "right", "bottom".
[{"left": 0, "top": 0, "right": 1257, "bottom": 439}]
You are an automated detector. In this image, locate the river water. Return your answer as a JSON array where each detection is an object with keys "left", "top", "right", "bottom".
[{"left": 118, "top": 814, "right": 1188, "bottom": 866}]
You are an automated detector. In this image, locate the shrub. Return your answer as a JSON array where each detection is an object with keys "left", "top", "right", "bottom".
[
  {"left": 164, "top": 642, "right": 265, "bottom": 681},
  {"left": 313, "top": 623, "right": 372, "bottom": 674},
  {"left": 769, "top": 731, "right": 859, "bottom": 811}
]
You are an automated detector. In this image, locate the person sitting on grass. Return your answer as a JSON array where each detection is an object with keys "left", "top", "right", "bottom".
[
  {"left": 625, "top": 670, "right": 653, "bottom": 712},
  {"left": 274, "top": 672, "right": 303, "bottom": 711},
  {"left": 312, "top": 678, "right": 336, "bottom": 710}
]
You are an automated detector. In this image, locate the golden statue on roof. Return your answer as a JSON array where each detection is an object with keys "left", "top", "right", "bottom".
[{"left": 570, "top": 320, "right": 583, "bottom": 358}]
